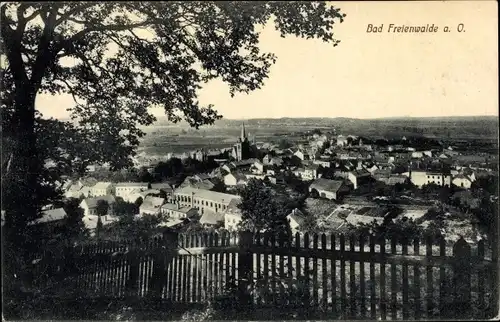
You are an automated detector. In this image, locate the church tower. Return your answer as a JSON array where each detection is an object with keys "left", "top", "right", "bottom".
[
  {"left": 240, "top": 122, "right": 247, "bottom": 142},
  {"left": 232, "top": 122, "right": 251, "bottom": 161}
]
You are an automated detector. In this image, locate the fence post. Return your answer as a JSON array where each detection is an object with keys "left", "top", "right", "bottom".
[
  {"left": 238, "top": 230, "right": 254, "bottom": 308},
  {"left": 452, "top": 237, "right": 471, "bottom": 318},
  {"left": 125, "top": 241, "right": 140, "bottom": 299},
  {"left": 149, "top": 230, "right": 179, "bottom": 301}
]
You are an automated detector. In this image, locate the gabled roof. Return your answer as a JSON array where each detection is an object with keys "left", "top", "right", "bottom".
[
  {"left": 161, "top": 203, "right": 195, "bottom": 214},
  {"left": 199, "top": 210, "right": 224, "bottom": 225},
  {"left": 92, "top": 181, "right": 113, "bottom": 190},
  {"left": 225, "top": 198, "right": 242, "bottom": 215},
  {"left": 227, "top": 172, "right": 248, "bottom": 182},
  {"left": 82, "top": 195, "right": 116, "bottom": 209},
  {"left": 310, "top": 178, "right": 344, "bottom": 193},
  {"left": 31, "top": 208, "right": 67, "bottom": 225},
  {"left": 150, "top": 183, "right": 173, "bottom": 191},
  {"left": 287, "top": 209, "right": 307, "bottom": 226},
  {"left": 174, "top": 186, "right": 240, "bottom": 204},
  {"left": 142, "top": 196, "right": 165, "bottom": 208},
  {"left": 350, "top": 169, "right": 371, "bottom": 177},
  {"left": 115, "top": 182, "right": 149, "bottom": 187}
]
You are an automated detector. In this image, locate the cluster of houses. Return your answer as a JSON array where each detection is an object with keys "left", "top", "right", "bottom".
[{"left": 24, "top": 126, "right": 495, "bottom": 236}]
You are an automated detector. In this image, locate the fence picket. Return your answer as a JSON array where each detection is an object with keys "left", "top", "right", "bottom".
[
  {"left": 426, "top": 236, "right": 434, "bottom": 319},
  {"left": 340, "top": 234, "right": 347, "bottom": 319},
  {"left": 414, "top": 238, "right": 421, "bottom": 320},
  {"left": 35, "top": 231, "right": 495, "bottom": 320},
  {"left": 380, "top": 238, "right": 387, "bottom": 320},
  {"left": 439, "top": 237, "right": 446, "bottom": 316},
  {"left": 295, "top": 232, "right": 302, "bottom": 308},
  {"left": 349, "top": 234, "right": 357, "bottom": 319},
  {"left": 321, "top": 234, "right": 328, "bottom": 310},
  {"left": 369, "top": 234, "right": 376, "bottom": 320},
  {"left": 478, "top": 239, "right": 486, "bottom": 319},
  {"left": 312, "top": 233, "right": 319, "bottom": 307},
  {"left": 359, "top": 233, "right": 366, "bottom": 318},
  {"left": 390, "top": 237, "right": 397, "bottom": 320},
  {"left": 304, "top": 232, "right": 311, "bottom": 308},
  {"left": 402, "top": 238, "right": 409, "bottom": 320},
  {"left": 331, "top": 234, "right": 337, "bottom": 315}
]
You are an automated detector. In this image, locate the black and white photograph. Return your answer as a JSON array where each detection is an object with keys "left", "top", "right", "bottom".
[{"left": 1, "top": 1, "right": 498, "bottom": 320}]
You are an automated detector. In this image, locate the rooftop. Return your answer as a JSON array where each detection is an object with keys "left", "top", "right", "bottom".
[
  {"left": 115, "top": 182, "right": 149, "bottom": 187},
  {"left": 310, "top": 178, "right": 344, "bottom": 192},
  {"left": 174, "top": 186, "right": 240, "bottom": 204},
  {"left": 199, "top": 210, "right": 224, "bottom": 225}
]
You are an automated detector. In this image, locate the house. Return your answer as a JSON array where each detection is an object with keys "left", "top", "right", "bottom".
[
  {"left": 80, "top": 195, "right": 118, "bottom": 231},
  {"left": 28, "top": 208, "right": 67, "bottom": 227},
  {"left": 180, "top": 176, "right": 215, "bottom": 191},
  {"left": 251, "top": 161, "right": 265, "bottom": 174},
  {"left": 406, "top": 170, "right": 452, "bottom": 187},
  {"left": 139, "top": 196, "right": 165, "bottom": 215},
  {"left": 312, "top": 159, "right": 331, "bottom": 168},
  {"left": 287, "top": 208, "right": 307, "bottom": 232},
  {"left": 309, "top": 178, "right": 348, "bottom": 201},
  {"left": 294, "top": 164, "right": 320, "bottom": 181},
  {"left": 174, "top": 186, "right": 241, "bottom": 215},
  {"left": 115, "top": 182, "right": 149, "bottom": 198},
  {"left": 199, "top": 209, "right": 225, "bottom": 228},
  {"left": 150, "top": 182, "right": 174, "bottom": 198},
  {"left": 80, "top": 195, "right": 116, "bottom": 217},
  {"left": 336, "top": 135, "right": 348, "bottom": 147},
  {"left": 160, "top": 203, "right": 198, "bottom": 219},
  {"left": 452, "top": 174, "right": 474, "bottom": 189},
  {"left": 224, "top": 199, "right": 242, "bottom": 231},
  {"left": 224, "top": 172, "right": 248, "bottom": 187},
  {"left": 347, "top": 169, "right": 372, "bottom": 189},
  {"left": 294, "top": 149, "right": 310, "bottom": 161},
  {"left": 64, "top": 182, "right": 85, "bottom": 199},
  {"left": 90, "top": 182, "right": 114, "bottom": 197}
]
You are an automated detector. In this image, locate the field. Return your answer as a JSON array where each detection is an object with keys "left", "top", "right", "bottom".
[{"left": 138, "top": 116, "right": 498, "bottom": 156}]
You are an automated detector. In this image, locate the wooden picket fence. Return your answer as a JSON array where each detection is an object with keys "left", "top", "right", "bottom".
[{"left": 30, "top": 231, "right": 498, "bottom": 320}]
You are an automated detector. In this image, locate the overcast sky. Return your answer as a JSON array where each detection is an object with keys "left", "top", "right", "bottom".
[{"left": 36, "top": 1, "right": 498, "bottom": 120}]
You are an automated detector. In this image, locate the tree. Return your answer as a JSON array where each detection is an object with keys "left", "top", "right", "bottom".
[
  {"left": 310, "top": 188, "right": 320, "bottom": 199},
  {"left": 1, "top": 2, "right": 346, "bottom": 284},
  {"left": 114, "top": 198, "right": 139, "bottom": 217},
  {"left": 237, "top": 179, "right": 292, "bottom": 235},
  {"left": 61, "top": 197, "right": 88, "bottom": 242},
  {"left": 134, "top": 196, "right": 144, "bottom": 208}
]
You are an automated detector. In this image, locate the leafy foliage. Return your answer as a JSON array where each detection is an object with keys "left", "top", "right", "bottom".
[
  {"left": 237, "top": 179, "right": 300, "bottom": 235},
  {"left": 1, "top": 1, "right": 346, "bottom": 293}
]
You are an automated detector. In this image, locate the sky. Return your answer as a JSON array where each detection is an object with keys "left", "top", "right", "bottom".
[{"left": 36, "top": 1, "right": 498, "bottom": 120}]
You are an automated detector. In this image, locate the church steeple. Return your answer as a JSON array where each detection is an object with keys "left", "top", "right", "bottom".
[{"left": 240, "top": 122, "right": 247, "bottom": 141}]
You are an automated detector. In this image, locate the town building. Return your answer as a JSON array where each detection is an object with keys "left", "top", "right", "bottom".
[
  {"left": 224, "top": 172, "right": 249, "bottom": 187},
  {"left": 160, "top": 203, "right": 198, "bottom": 219},
  {"left": 347, "top": 169, "right": 372, "bottom": 189},
  {"left": 232, "top": 123, "right": 252, "bottom": 161},
  {"left": 90, "top": 182, "right": 114, "bottom": 197},
  {"left": 139, "top": 196, "right": 165, "bottom": 215},
  {"left": 224, "top": 199, "right": 242, "bottom": 231},
  {"left": 80, "top": 195, "right": 116, "bottom": 217},
  {"left": 174, "top": 186, "right": 240, "bottom": 215},
  {"left": 115, "top": 182, "right": 149, "bottom": 198},
  {"left": 405, "top": 170, "right": 452, "bottom": 187},
  {"left": 309, "top": 178, "right": 349, "bottom": 201}
]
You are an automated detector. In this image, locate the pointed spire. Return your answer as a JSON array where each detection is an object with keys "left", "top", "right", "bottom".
[{"left": 241, "top": 122, "right": 247, "bottom": 141}]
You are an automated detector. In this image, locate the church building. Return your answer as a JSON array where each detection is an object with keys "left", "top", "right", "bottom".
[{"left": 232, "top": 123, "right": 252, "bottom": 161}]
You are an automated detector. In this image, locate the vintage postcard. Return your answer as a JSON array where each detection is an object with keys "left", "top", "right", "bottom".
[{"left": 1, "top": 1, "right": 498, "bottom": 321}]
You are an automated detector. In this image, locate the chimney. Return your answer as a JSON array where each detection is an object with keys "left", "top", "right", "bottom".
[{"left": 191, "top": 192, "right": 195, "bottom": 208}]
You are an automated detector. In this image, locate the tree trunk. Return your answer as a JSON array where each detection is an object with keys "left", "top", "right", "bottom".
[{"left": 3, "top": 85, "right": 40, "bottom": 239}]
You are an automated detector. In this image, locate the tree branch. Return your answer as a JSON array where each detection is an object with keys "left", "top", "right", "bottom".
[{"left": 54, "top": 3, "right": 98, "bottom": 27}]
